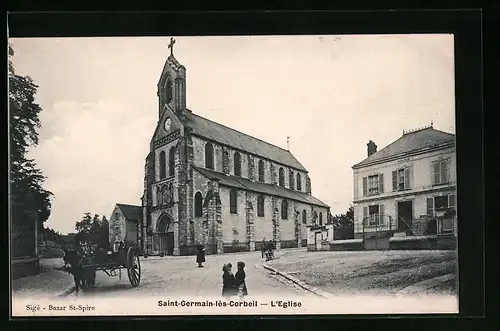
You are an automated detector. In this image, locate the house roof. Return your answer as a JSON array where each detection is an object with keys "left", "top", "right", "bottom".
[
  {"left": 116, "top": 203, "right": 143, "bottom": 221},
  {"left": 193, "top": 166, "right": 329, "bottom": 208},
  {"left": 353, "top": 127, "right": 455, "bottom": 168},
  {"left": 183, "top": 111, "right": 307, "bottom": 172}
]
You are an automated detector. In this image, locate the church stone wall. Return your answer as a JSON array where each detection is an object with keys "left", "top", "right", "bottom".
[
  {"left": 154, "top": 139, "right": 180, "bottom": 182},
  {"left": 219, "top": 186, "right": 247, "bottom": 250},
  {"left": 191, "top": 170, "right": 212, "bottom": 245},
  {"left": 253, "top": 194, "right": 275, "bottom": 246}
]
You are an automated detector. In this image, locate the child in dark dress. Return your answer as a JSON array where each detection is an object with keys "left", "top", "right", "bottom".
[
  {"left": 221, "top": 263, "right": 237, "bottom": 299},
  {"left": 235, "top": 261, "right": 248, "bottom": 298}
]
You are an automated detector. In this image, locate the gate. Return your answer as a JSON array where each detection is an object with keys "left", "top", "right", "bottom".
[{"left": 361, "top": 215, "right": 393, "bottom": 250}]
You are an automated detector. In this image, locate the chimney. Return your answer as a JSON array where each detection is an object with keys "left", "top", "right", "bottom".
[{"left": 367, "top": 140, "right": 377, "bottom": 157}]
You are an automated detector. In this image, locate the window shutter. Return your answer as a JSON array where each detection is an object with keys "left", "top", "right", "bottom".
[
  {"left": 432, "top": 162, "right": 440, "bottom": 185},
  {"left": 448, "top": 194, "right": 455, "bottom": 209},
  {"left": 442, "top": 159, "right": 449, "bottom": 183},
  {"left": 363, "top": 206, "right": 368, "bottom": 226},
  {"left": 392, "top": 171, "right": 397, "bottom": 191},
  {"left": 404, "top": 168, "right": 410, "bottom": 189},
  {"left": 379, "top": 204, "right": 384, "bottom": 224},
  {"left": 426, "top": 197, "right": 434, "bottom": 216},
  {"left": 379, "top": 173, "right": 384, "bottom": 193},
  {"left": 362, "top": 177, "right": 367, "bottom": 196}
]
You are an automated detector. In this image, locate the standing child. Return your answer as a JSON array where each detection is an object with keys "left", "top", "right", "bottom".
[
  {"left": 235, "top": 261, "right": 248, "bottom": 299},
  {"left": 221, "top": 263, "right": 236, "bottom": 299}
]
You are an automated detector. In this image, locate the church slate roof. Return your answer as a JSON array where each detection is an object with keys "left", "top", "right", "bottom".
[
  {"left": 193, "top": 166, "right": 329, "bottom": 208},
  {"left": 116, "top": 203, "right": 143, "bottom": 221},
  {"left": 353, "top": 127, "right": 455, "bottom": 169},
  {"left": 183, "top": 111, "right": 308, "bottom": 172}
]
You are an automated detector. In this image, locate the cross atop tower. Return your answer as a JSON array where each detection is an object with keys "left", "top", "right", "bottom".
[{"left": 168, "top": 37, "right": 176, "bottom": 56}]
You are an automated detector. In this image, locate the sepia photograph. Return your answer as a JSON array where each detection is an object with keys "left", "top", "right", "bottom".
[{"left": 10, "top": 34, "right": 458, "bottom": 316}]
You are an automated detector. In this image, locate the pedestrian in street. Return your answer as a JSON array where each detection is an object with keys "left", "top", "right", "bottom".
[
  {"left": 196, "top": 244, "right": 206, "bottom": 268},
  {"left": 235, "top": 261, "right": 248, "bottom": 299},
  {"left": 261, "top": 239, "right": 266, "bottom": 259},
  {"left": 221, "top": 263, "right": 237, "bottom": 299}
]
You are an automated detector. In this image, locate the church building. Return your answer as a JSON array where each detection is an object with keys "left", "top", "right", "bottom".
[{"left": 141, "top": 39, "right": 330, "bottom": 256}]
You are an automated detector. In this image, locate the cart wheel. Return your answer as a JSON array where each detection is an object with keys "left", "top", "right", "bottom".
[{"left": 127, "top": 246, "right": 141, "bottom": 287}]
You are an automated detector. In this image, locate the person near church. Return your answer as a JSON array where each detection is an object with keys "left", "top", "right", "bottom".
[
  {"left": 261, "top": 239, "right": 266, "bottom": 259},
  {"left": 222, "top": 263, "right": 237, "bottom": 299},
  {"left": 235, "top": 261, "right": 248, "bottom": 299},
  {"left": 196, "top": 244, "right": 206, "bottom": 268}
]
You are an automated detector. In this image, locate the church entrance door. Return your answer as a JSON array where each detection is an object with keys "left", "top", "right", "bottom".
[{"left": 157, "top": 213, "right": 175, "bottom": 256}]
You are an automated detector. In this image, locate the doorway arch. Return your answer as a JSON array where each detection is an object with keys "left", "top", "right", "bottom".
[{"left": 157, "top": 213, "right": 174, "bottom": 255}]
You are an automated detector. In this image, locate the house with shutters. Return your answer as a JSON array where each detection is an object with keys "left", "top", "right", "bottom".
[{"left": 351, "top": 124, "right": 457, "bottom": 247}]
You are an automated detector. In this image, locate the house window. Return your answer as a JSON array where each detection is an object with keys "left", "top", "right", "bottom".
[
  {"left": 432, "top": 159, "right": 450, "bottom": 185},
  {"left": 427, "top": 194, "right": 456, "bottom": 216},
  {"left": 257, "top": 195, "right": 265, "bottom": 217},
  {"left": 281, "top": 200, "right": 288, "bottom": 220},
  {"left": 234, "top": 152, "right": 241, "bottom": 177},
  {"left": 319, "top": 212, "right": 323, "bottom": 226},
  {"left": 297, "top": 173, "right": 302, "bottom": 191},
  {"left": 279, "top": 167, "right": 285, "bottom": 187},
  {"left": 392, "top": 168, "right": 411, "bottom": 191},
  {"left": 169, "top": 146, "right": 175, "bottom": 177},
  {"left": 363, "top": 174, "right": 384, "bottom": 196},
  {"left": 194, "top": 192, "right": 203, "bottom": 217},
  {"left": 205, "top": 143, "right": 214, "bottom": 170},
  {"left": 302, "top": 210, "right": 307, "bottom": 224},
  {"left": 159, "top": 150, "right": 167, "bottom": 179},
  {"left": 258, "top": 160, "right": 265, "bottom": 182},
  {"left": 230, "top": 189, "right": 238, "bottom": 214},
  {"left": 363, "top": 204, "right": 385, "bottom": 226},
  {"left": 289, "top": 170, "right": 295, "bottom": 190}
]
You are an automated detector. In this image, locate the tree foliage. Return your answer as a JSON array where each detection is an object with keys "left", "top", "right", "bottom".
[
  {"left": 75, "top": 213, "right": 110, "bottom": 249},
  {"left": 329, "top": 205, "right": 355, "bottom": 227},
  {"left": 9, "top": 44, "right": 53, "bottom": 233}
]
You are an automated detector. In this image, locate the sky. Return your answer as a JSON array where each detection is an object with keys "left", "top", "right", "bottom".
[{"left": 9, "top": 35, "right": 456, "bottom": 234}]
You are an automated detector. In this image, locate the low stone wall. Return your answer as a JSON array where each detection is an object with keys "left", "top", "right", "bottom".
[
  {"left": 329, "top": 239, "right": 364, "bottom": 251},
  {"left": 281, "top": 240, "right": 298, "bottom": 249},
  {"left": 389, "top": 235, "right": 456, "bottom": 250},
  {"left": 222, "top": 242, "right": 248, "bottom": 253},
  {"left": 12, "top": 257, "right": 40, "bottom": 280}
]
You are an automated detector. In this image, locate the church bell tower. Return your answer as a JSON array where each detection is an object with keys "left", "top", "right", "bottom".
[{"left": 157, "top": 37, "right": 187, "bottom": 119}]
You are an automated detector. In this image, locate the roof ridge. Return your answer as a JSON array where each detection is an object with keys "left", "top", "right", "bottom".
[
  {"left": 116, "top": 203, "right": 142, "bottom": 208},
  {"left": 188, "top": 110, "right": 295, "bottom": 156}
]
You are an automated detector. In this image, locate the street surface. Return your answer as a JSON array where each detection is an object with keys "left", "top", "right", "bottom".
[{"left": 68, "top": 249, "right": 315, "bottom": 299}]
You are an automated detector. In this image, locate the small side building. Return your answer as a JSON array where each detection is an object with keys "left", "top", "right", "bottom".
[{"left": 109, "top": 203, "right": 143, "bottom": 253}]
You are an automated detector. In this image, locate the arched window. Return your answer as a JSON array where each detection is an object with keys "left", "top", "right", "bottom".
[
  {"left": 289, "top": 170, "right": 295, "bottom": 190},
  {"left": 230, "top": 189, "right": 238, "bottom": 214},
  {"left": 166, "top": 78, "right": 173, "bottom": 103},
  {"left": 258, "top": 160, "right": 265, "bottom": 182},
  {"left": 159, "top": 150, "right": 167, "bottom": 179},
  {"left": 194, "top": 192, "right": 203, "bottom": 217},
  {"left": 319, "top": 212, "right": 323, "bottom": 226},
  {"left": 297, "top": 173, "right": 302, "bottom": 191},
  {"left": 234, "top": 152, "right": 241, "bottom": 177},
  {"left": 257, "top": 195, "right": 265, "bottom": 217},
  {"left": 279, "top": 167, "right": 285, "bottom": 187},
  {"left": 302, "top": 210, "right": 307, "bottom": 224},
  {"left": 114, "top": 212, "right": 120, "bottom": 221},
  {"left": 205, "top": 143, "right": 214, "bottom": 170},
  {"left": 314, "top": 211, "right": 318, "bottom": 224},
  {"left": 281, "top": 200, "right": 288, "bottom": 220},
  {"left": 169, "top": 146, "right": 175, "bottom": 177}
]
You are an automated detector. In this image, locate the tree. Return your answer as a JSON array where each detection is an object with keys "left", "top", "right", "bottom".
[
  {"left": 75, "top": 213, "right": 110, "bottom": 249},
  {"left": 9, "top": 44, "right": 53, "bottom": 257}
]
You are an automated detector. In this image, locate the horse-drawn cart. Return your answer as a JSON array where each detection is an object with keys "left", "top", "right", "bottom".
[{"left": 62, "top": 215, "right": 141, "bottom": 290}]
